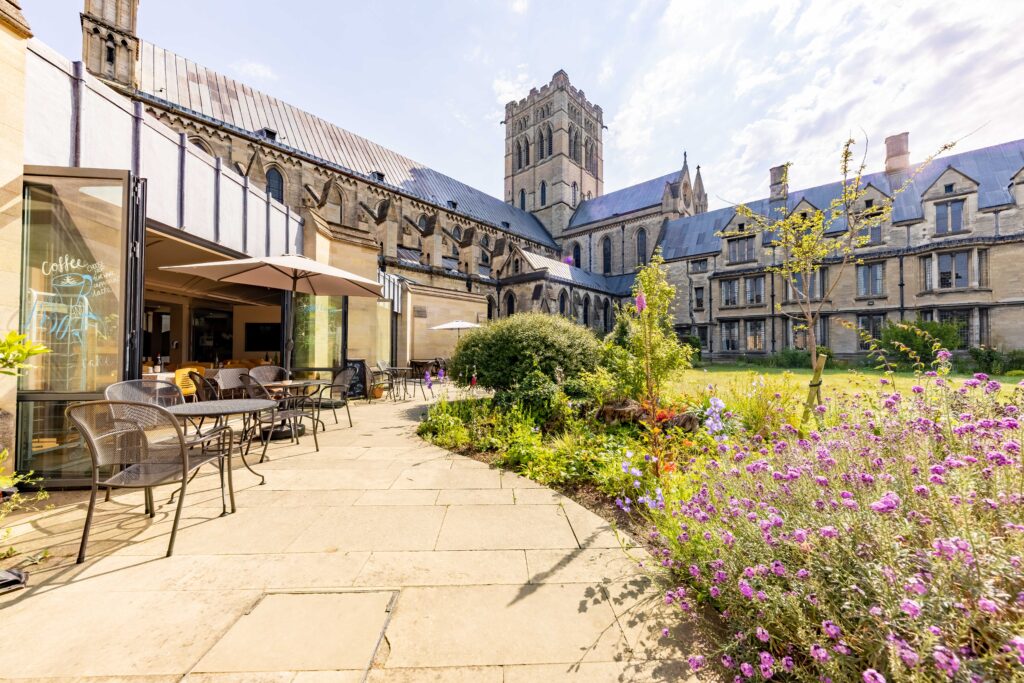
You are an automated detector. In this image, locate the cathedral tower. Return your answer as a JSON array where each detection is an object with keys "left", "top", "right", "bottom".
[
  {"left": 81, "top": 0, "right": 139, "bottom": 90},
  {"left": 503, "top": 70, "right": 603, "bottom": 238}
]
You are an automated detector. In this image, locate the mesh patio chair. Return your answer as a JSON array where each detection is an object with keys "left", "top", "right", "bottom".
[
  {"left": 249, "top": 365, "right": 289, "bottom": 384},
  {"left": 239, "top": 373, "right": 319, "bottom": 456},
  {"left": 312, "top": 368, "right": 356, "bottom": 427},
  {"left": 65, "top": 400, "right": 234, "bottom": 562},
  {"left": 188, "top": 371, "right": 220, "bottom": 402},
  {"left": 105, "top": 379, "right": 184, "bottom": 406},
  {"left": 214, "top": 368, "right": 248, "bottom": 399},
  {"left": 371, "top": 361, "right": 399, "bottom": 402}
]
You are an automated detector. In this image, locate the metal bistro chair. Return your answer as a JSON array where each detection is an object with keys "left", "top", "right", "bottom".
[
  {"left": 249, "top": 365, "right": 289, "bottom": 384},
  {"left": 239, "top": 373, "right": 319, "bottom": 457},
  {"left": 312, "top": 368, "right": 356, "bottom": 427},
  {"left": 214, "top": 368, "right": 248, "bottom": 399},
  {"left": 66, "top": 400, "right": 234, "bottom": 562}
]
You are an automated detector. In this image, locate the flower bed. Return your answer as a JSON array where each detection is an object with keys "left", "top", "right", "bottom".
[{"left": 626, "top": 369, "right": 1024, "bottom": 681}]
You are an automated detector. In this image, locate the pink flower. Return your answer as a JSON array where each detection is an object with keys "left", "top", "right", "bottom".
[
  {"left": 635, "top": 291, "right": 647, "bottom": 312},
  {"left": 863, "top": 669, "right": 886, "bottom": 683},
  {"left": 900, "top": 599, "right": 921, "bottom": 618},
  {"left": 978, "top": 597, "right": 998, "bottom": 613}
]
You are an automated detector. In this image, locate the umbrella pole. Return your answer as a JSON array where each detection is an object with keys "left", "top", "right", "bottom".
[{"left": 285, "top": 278, "right": 296, "bottom": 376}]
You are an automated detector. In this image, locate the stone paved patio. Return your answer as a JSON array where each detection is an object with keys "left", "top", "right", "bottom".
[{"left": 0, "top": 397, "right": 703, "bottom": 682}]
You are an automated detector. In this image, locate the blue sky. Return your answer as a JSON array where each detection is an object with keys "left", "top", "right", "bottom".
[{"left": 25, "top": 1, "right": 1024, "bottom": 209}]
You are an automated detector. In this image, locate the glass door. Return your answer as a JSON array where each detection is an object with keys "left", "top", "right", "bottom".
[{"left": 16, "top": 167, "right": 144, "bottom": 485}]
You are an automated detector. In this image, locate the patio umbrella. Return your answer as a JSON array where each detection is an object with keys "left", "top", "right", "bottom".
[
  {"left": 430, "top": 319, "right": 481, "bottom": 340},
  {"left": 161, "top": 254, "right": 381, "bottom": 373}
]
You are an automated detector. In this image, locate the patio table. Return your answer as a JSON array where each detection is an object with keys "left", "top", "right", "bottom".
[
  {"left": 260, "top": 378, "right": 330, "bottom": 438},
  {"left": 167, "top": 398, "right": 276, "bottom": 489}
]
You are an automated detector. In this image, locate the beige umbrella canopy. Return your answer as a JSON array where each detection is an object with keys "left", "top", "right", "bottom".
[
  {"left": 161, "top": 254, "right": 381, "bottom": 372},
  {"left": 430, "top": 319, "right": 481, "bottom": 339}
]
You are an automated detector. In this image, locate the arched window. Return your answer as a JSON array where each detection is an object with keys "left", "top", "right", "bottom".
[
  {"left": 266, "top": 167, "right": 284, "bottom": 203},
  {"left": 582, "top": 295, "right": 590, "bottom": 326},
  {"left": 523, "top": 138, "right": 530, "bottom": 165},
  {"left": 559, "top": 291, "right": 568, "bottom": 315},
  {"left": 417, "top": 214, "right": 429, "bottom": 232},
  {"left": 546, "top": 124, "right": 553, "bottom": 157},
  {"left": 602, "top": 237, "right": 612, "bottom": 275},
  {"left": 571, "top": 242, "right": 581, "bottom": 268},
  {"left": 636, "top": 228, "right": 647, "bottom": 267},
  {"left": 515, "top": 141, "right": 523, "bottom": 170},
  {"left": 519, "top": 189, "right": 526, "bottom": 210},
  {"left": 505, "top": 292, "right": 516, "bottom": 316},
  {"left": 603, "top": 299, "right": 611, "bottom": 332},
  {"left": 481, "top": 234, "right": 490, "bottom": 248},
  {"left": 452, "top": 227, "right": 462, "bottom": 242},
  {"left": 452, "top": 244, "right": 459, "bottom": 257},
  {"left": 189, "top": 136, "right": 212, "bottom": 155},
  {"left": 104, "top": 35, "right": 116, "bottom": 72},
  {"left": 487, "top": 296, "right": 495, "bottom": 320},
  {"left": 568, "top": 127, "right": 576, "bottom": 160},
  {"left": 571, "top": 182, "right": 578, "bottom": 207},
  {"left": 539, "top": 181, "right": 547, "bottom": 207},
  {"left": 537, "top": 129, "right": 545, "bottom": 160}
]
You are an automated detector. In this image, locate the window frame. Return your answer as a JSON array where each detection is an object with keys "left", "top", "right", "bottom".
[
  {"left": 720, "top": 278, "right": 739, "bottom": 307},
  {"left": 935, "top": 199, "right": 966, "bottom": 235},
  {"left": 727, "top": 235, "right": 755, "bottom": 264},
  {"left": 856, "top": 262, "right": 885, "bottom": 297},
  {"left": 721, "top": 320, "right": 740, "bottom": 351},
  {"left": 745, "top": 275, "right": 765, "bottom": 305}
]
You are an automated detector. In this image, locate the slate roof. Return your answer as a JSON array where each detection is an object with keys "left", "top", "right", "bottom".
[
  {"left": 520, "top": 250, "right": 636, "bottom": 295},
  {"left": 661, "top": 139, "right": 1024, "bottom": 261},
  {"left": 568, "top": 171, "right": 678, "bottom": 228},
  {"left": 137, "top": 41, "right": 557, "bottom": 249}
]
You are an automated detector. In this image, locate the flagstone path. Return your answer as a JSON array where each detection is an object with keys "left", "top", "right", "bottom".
[{"left": 0, "top": 396, "right": 704, "bottom": 682}]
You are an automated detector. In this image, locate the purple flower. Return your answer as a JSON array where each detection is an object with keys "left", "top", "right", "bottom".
[
  {"left": 869, "top": 491, "right": 901, "bottom": 514},
  {"left": 563, "top": 255, "right": 574, "bottom": 264},
  {"left": 739, "top": 662, "right": 754, "bottom": 678},
  {"left": 635, "top": 291, "right": 647, "bottom": 312},
  {"left": 933, "top": 646, "right": 960, "bottom": 676},
  {"left": 822, "top": 620, "right": 841, "bottom": 639},
  {"left": 819, "top": 526, "right": 838, "bottom": 538},
  {"left": 936, "top": 349, "right": 952, "bottom": 361},
  {"left": 688, "top": 655, "right": 705, "bottom": 671},
  {"left": 756, "top": 627, "right": 770, "bottom": 642},
  {"left": 738, "top": 579, "right": 754, "bottom": 599},
  {"left": 901, "top": 599, "right": 921, "bottom": 618},
  {"left": 810, "top": 644, "right": 830, "bottom": 662},
  {"left": 978, "top": 597, "right": 998, "bottom": 613},
  {"left": 863, "top": 670, "right": 886, "bottom": 683}
]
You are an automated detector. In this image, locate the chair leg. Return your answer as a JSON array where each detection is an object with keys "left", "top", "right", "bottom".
[
  {"left": 332, "top": 405, "right": 338, "bottom": 424},
  {"left": 345, "top": 401, "right": 352, "bottom": 427},
  {"left": 218, "top": 458, "right": 227, "bottom": 516},
  {"left": 166, "top": 481, "right": 187, "bottom": 558},
  {"left": 77, "top": 484, "right": 99, "bottom": 564},
  {"left": 309, "top": 415, "right": 319, "bottom": 451},
  {"left": 224, "top": 428, "right": 237, "bottom": 512},
  {"left": 145, "top": 487, "right": 155, "bottom": 518}
]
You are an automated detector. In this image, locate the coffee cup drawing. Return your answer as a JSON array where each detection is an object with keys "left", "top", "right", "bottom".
[{"left": 52, "top": 272, "right": 93, "bottom": 303}]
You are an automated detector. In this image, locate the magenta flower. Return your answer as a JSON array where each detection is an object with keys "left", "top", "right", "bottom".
[
  {"left": 933, "top": 646, "right": 960, "bottom": 676},
  {"left": 978, "top": 597, "right": 998, "bottom": 613},
  {"left": 900, "top": 599, "right": 921, "bottom": 618},
  {"left": 863, "top": 669, "right": 886, "bottom": 683},
  {"left": 635, "top": 290, "right": 647, "bottom": 312},
  {"left": 822, "top": 620, "right": 841, "bottom": 639},
  {"left": 869, "top": 491, "right": 901, "bottom": 514}
]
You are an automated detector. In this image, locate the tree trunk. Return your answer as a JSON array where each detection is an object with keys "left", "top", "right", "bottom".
[{"left": 800, "top": 353, "right": 827, "bottom": 428}]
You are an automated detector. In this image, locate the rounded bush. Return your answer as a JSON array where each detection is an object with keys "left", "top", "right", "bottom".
[{"left": 449, "top": 313, "right": 600, "bottom": 391}]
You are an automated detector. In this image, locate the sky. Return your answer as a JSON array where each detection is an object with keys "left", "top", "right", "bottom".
[{"left": 24, "top": 0, "right": 1024, "bottom": 210}]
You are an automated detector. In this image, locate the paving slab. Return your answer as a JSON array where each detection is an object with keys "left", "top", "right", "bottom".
[
  {"left": 434, "top": 504, "right": 579, "bottom": 550},
  {"left": 194, "top": 591, "right": 393, "bottom": 673},
  {"left": 286, "top": 506, "right": 447, "bottom": 552},
  {"left": 354, "top": 550, "right": 527, "bottom": 587},
  {"left": 391, "top": 468, "right": 501, "bottom": 490},
  {"left": 435, "top": 488, "right": 514, "bottom": 505}
]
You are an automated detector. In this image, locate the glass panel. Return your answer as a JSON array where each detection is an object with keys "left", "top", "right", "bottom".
[
  {"left": 938, "top": 254, "right": 953, "bottom": 288},
  {"left": 293, "top": 293, "right": 347, "bottom": 370},
  {"left": 954, "top": 252, "right": 969, "bottom": 288},
  {"left": 17, "top": 399, "right": 95, "bottom": 482},
  {"left": 935, "top": 202, "right": 948, "bottom": 234},
  {"left": 20, "top": 177, "right": 126, "bottom": 393},
  {"left": 950, "top": 200, "right": 964, "bottom": 233}
]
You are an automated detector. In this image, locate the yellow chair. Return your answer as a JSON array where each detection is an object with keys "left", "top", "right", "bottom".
[{"left": 174, "top": 366, "right": 204, "bottom": 400}]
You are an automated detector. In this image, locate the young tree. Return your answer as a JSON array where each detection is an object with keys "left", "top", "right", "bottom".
[{"left": 729, "top": 137, "right": 954, "bottom": 423}]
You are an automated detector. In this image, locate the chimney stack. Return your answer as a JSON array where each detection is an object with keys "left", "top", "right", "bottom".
[
  {"left": 769, "top": 164, "right": 788, "bottom": 202},
  {"left": 885, "top": 132, "right": 910, "bottom": 173}
]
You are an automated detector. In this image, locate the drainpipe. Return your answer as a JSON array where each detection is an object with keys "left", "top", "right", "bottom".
[
  {"left": 770, "top": 247, "right": 777, "bottom": 352},
  {"left": 708, "top": 255, "right": 715, "bottom": 354},
  {"left": 898, "top": 254, "right": 906, "bottom": 321},
  {"left": 620, "top": 224, "right": 625, "bottom": 275}
]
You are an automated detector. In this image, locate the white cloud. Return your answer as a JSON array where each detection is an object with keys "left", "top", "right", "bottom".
[
  {"left": 510, "top": 0, "right": 529, "bottom": 15},
  {"left": 230, "top": 59, "right": 278, "bottom": 81},
  {"left": 603, "top": 0, "right": 1024, "bottom": 209},
  {"left": 491, "top": 63, "right": 533, "bottom": 106}
]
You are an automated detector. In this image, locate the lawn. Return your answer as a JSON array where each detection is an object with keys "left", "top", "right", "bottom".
[{"left": 672, "top": 362, "right": 1017, "bottom": 397}]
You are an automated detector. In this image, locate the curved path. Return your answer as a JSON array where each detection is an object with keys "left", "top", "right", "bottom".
[{"left": 1, "top": 396, "right": 699, "bottom": 682}]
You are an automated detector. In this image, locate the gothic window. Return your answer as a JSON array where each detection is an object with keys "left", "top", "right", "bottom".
[
  {"left": 452, "top": 244, "right": 459, "bottom": 257},
  {"left": 453, "top": 227, "right": 462, "bottom": 242},
  {"left": 559, "top": 290, "right": 568, "bottom": 315},
  {"left": 572, "top": 242, "right": 581, "bottom": 268},
  {"left": 515, "top": 140, "right": 523, "bottom": 170},
  {"left": 571, "top": 182, "right": 578, "bottom": 207},
  {"left": 523, "top": 138, "right": 531, "bottom": 165},
  {"left": 582, "top": 295, "right": 590, "bottom": 326},
  {"left": 601, "top": 237, "right": 612, "bottom": 275},
  {"left": 505, "top": 292, "right": 516, "bottom": 316},
  {"left": 539, "top": 181, "right": 547, "bottom": 207},
  {"left": 546, "top": 124, "right": 553, "bottom": 157},
  {"left": 265, "top": 167, "right": 284, "bottom": 203},
  {"left": 636, "top": 228, "right": 647, "bottom": 267},
  {"left": 603, "top": 299, "right": 611, "bottom": 332},
  {"left": 537, "top": 129, "right": 546, "bottom": 160},
  {"left": 189, "top": 136, "right": 213, "bottom": 155},
  {"left": 417, "top": 214, "right": 429, "bottom": 232},
  {"left": 104, "top": 35, "right": 116, "bottom": 74},
  {"left": 481, "top": 234, "right": 489, "bottom": 248},
  {"left": 519, "top": 189, "right": 526, "bottom": 210}
]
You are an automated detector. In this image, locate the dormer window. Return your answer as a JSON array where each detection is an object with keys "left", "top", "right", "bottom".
[
  {"left": 936, "top": 200, "right": 966, "bottom": 235},
  {"left": 447, "top": 200, "right": 458, "bottom": 210},
  {"left": 501, "top": 221, "right": 510, "bottom": 230},
  {"left": 944, "top": 183, "right": 954, "bottom": 194},
  {"left": 736, "top": 222, "right": 745, "bottom": 232},
  {"left": 865, "top": 199, "right": 874, "bottom": 209},
  {"left": 257, "top": 127, "right": 277, "bottom": 142},
  {"left": 370, "top": 171, "right": 385, "bottom": 183}
]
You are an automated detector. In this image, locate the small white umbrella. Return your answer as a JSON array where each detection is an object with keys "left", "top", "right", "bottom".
[
  {"left": 161, "top": 254, "right": 381, "bottom": 373},
  {"left": 430, "top": 319, "right": 481, "bottom": 340}
]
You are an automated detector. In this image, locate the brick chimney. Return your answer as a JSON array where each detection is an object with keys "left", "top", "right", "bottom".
[
  {"left": 885, "top": 132, "right": 910, "bottom": 173},
  {"left": 769, "top": 164, "right": 788, "bottom": 202}
]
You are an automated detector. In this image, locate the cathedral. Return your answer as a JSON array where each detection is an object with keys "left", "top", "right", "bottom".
[{"left": 78, "top": 0, "right": 1024, "bottom": 360}]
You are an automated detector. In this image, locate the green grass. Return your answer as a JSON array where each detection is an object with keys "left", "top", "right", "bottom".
[{"left": 671, "top": 362, "right": 1015, "bottom": 397}]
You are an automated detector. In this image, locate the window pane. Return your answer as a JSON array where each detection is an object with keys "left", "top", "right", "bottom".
[
  {"left": 292, "top": 294, "right": 347, "bottom": 370},
  {"left": 938, "top": 254, "right": 953, "bottom": 288},
  {"left": 21, "top": 178, "right": 126, "bottom": 392},
  {"left": 954, "top": 251, "right": 968, "bottom": 288},
  {"left": 935, "top": 202, "right": 948, "bottom": 234},
  {"left": 950, "top": 200, "right": 963, "bottom": 232}
]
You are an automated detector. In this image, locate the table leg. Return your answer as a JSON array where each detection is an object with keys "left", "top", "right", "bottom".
[{"left": 225, "top": 428, "right": 237, "bottom": 513}]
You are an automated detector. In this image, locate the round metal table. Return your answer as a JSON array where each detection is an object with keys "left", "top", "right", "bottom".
[{"left": 167, "top": 399, "right": 276, "bottom": 486}]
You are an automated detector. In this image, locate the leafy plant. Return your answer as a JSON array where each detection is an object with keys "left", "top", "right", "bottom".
[
  {"left": 449, "top": 312, "right": 601, "bottom": 392},
  {"left": 881, "top": 320, "right": 962, "bottom": 367},
  {"left": 0, "top": 331, "right": 49, "bottom": 377}
]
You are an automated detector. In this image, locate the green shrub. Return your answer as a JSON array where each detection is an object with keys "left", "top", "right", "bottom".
[
  {"left": 1006, "top": 369, "right": 1024, "bottom": 377},
  {"left": 880, "top": 319, "right": 961, "bottom": 367},
  {"left": 492, "top": 369, "right": 572, "bottom": 427},
  {"left": 417, "top": 398, "right": 470, "bottom": 449},
  {"left": 449, "top": 312, "right": 601, "bottom": 392},
  {"left": 680, "top": 334, "right": 702, "bottom": 363}
]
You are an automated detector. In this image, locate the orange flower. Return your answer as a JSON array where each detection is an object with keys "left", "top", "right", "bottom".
[{"left": 663, "top": 462, "right": 677, "bottom": 473}]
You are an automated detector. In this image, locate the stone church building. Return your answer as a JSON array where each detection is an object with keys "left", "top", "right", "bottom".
[{"left": 80, "top": 0, "right": 1024, "bottom": 360}]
